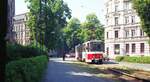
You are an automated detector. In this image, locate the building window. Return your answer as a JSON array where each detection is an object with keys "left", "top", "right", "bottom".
[
  {"left": 115, "top": 30, "right": 119, "bottom": 38},
  {"left": 15, "top": 26, "right": 17, "bottom": 31},
  {"left": 106, "top": 47, "right": 109, "bottom": 56},
  {"left": 125, "top": 30, "right": 129, "bottom": 38},
  {"left": 16, "top": 26, "right": 18, "bottom": 32},
  {"left": 124, "top": 1, "right": 129, "bottom": 10},
  {"left": 115, "top": 17, "right": 119, "bottom": 25},
  {"left": 131, "top": 30, "right": 135, "bottom": 37},
  {"left": 26, "top": 31, "right": 30, "bottom": 37},
  {"left": 26, "top": 39, "right": 30, "bottom": 45},
  {"left": 132, "top": 44, "right": 136, "bottom": 53},
  {"left": 114, "top": 44, "right": 120, "bottom": 54},
  {"left": 107, "top": 8, "right": 109, "bottom": 13},
  {"left": 131, "top": 16, "right": 135, "bottom": 24},
  {"left": 20, "top": 32, "right": 21, "bottom": 39},
  {"left": 107, "top": 32, "right": 109, "bottom": 39},
  {"left": 21, "top": 32, "right": 23, "bottom": 37},
  {"left": 126, "top": 44, "right": 129, "bottom": 53},
  {"left": 106, "top": 19, "right": 109, "bottom": 25},
  {"left": 140, "top": 29, "right": 144, "bottom": 36},
  {"left": 140, "top": 43, "right": 144, "bottom": 53},
  {"left": 115, "top": 5, "right": 119, "bottom": 12},
  {"left": 15, "top": 34, "right": 17, "bottom": 39},
  {"left": 18, "top": 24, "right": 21, "bottom": 31},
  {"left": 125, "top": 16, "right": 129, "bottom": 24}
]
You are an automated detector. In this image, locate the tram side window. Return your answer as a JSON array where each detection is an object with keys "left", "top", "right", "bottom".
[
  {"left": 98, "top": 44, "right": 104, "bottom": 51},
  {"left": 90, "top": 43, "right": 103, "bottom": 52},
  {"left": 87, "top": 43, "right": 90, "bottom": 52},
  {"left": 82, "top": 44, "right": 89, "bottom": 52},
  {"left": 82, "top": 44, "right": 85, "bottom": 52}
]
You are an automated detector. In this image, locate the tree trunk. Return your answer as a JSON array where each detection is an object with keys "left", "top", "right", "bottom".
[
  {"left": 6, "top": 0, "right": 15, "bottom": 43},
  {"left": 0, "top": 0, "right": 8, "bottom": 81}
]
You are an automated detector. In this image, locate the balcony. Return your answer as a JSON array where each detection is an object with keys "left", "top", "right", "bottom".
[
  {"left": 123, "top": 9, "right": 136, "bottom": 15},
  {"left": 105, "top": 36, "right": 149, "bottom": 43}
]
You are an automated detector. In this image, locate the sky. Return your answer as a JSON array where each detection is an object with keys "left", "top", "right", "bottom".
[{"left": 15, "top": 0, "right": 106, "bottom": 24}]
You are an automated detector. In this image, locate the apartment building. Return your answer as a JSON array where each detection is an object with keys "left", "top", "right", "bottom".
[
  {"left": 13, "top": 13, "right": 30, "bottom": 45},
  {"left": 105, "top": 0, "right": 150, "bottom": 59}
]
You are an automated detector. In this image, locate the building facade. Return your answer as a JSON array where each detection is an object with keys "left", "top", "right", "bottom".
[
  {"left": 13, "top": 13, "right": 30, "bottom": 45},
  {"left": 105, "top": 0, "right": 150, "bottom": 59}
]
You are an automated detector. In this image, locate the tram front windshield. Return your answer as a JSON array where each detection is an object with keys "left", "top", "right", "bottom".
[{"left": 90, "top": 42, "right": 103, "bottom": 52}]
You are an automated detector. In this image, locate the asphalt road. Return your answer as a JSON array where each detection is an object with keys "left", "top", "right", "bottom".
[{"left": 41, "top": 58, "right": 116, "bottom": 82}]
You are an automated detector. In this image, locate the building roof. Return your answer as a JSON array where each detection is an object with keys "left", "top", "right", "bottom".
[{"left": 13, "top": 12, "right": 28, "bottom": 20}]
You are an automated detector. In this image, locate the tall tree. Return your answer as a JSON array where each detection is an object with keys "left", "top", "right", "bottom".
[
  {"left": 80, "top": 13, "right": 104, "bottom": 41},
  {"left": 63, "top": 18, "right": 81, "bottom": 51},
  {"left": 62, "top": 14, "right": 104, "bottom": 52},
  {"left": 132, "top": 0, "right": 150, "bottom": 38},
  {"left": 25, "top": 0, "right": 71, "bottom": 49}
]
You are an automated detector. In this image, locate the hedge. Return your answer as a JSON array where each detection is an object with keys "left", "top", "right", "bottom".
[
  {"left": 115, "top": 56, "right": 150, "bottom": 64},
  {"left": 7, "top": 43, "right": 48, "bottom": 62},
  {"left": 6, "top": 55, "right": 48, "bottom": 82}
]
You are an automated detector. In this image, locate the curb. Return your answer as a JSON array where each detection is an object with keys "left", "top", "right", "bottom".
[{"left": 109, "top": 69, "right": 150, "bottom": 82}]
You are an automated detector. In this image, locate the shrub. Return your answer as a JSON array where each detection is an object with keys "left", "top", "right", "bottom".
[
  {"left": 115, "top": 56, "right": 150, "bottom": 64},
  {"left": 7, "top": 43, "right": 48, "bottom": 62},
  {"left": 6, "top": 55, "right": 48, "bottom": 82},
  {"left": 115, "top": 56, "right": 124, "bottom": 62}
]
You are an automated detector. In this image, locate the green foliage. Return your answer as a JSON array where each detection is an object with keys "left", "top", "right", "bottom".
[
  {"left": 85, "top": 13, "right": 101, "bottom": 29},
  {"left": 7, "top": 43, "right": 48, "bottom": 62},
  {"left": 132, "top": 0, "right": 150, "bottom": 38},
  {"left": 115, "top": 56, "right": 150, "bottom": 64},
  {"left": 115, "top": 56, "right": 125, "bottom": 62},
  {"left": 80, "top": 13, "right": 104, "bottom": 41},
  {"left": 25, "top": 0, "right": 71, "bottom": 49},
  {"left": 62, "top": 18, "right": 81, "bottom": 50},
  {"left": 6, "top": 55, "right": 48, "bottom": 82},
  {"left": 62, "top": 13, "right": 104, "bottom": 52}
]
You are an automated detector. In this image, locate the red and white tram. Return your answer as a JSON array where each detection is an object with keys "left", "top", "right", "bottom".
[{"left": 75, "top": 40, "right": 104, "bottom": 64}]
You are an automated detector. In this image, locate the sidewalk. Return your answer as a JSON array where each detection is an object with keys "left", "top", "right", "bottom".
[{"left": 117, "top": 62, "right": 150, "bottom": 71}]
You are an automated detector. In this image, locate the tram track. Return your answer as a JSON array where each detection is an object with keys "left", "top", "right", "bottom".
[
  {"left": 67, "top": 60, "right": 150, "bottom": 82},
  {"left": 64, "top": 58, "right": 150, "bottom": 82},
  {"left": 108, "top": 68, "right": 150, "bottom": 82}
]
